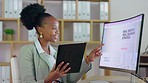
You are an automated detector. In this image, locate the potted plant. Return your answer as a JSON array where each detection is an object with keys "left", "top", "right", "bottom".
[{"left": 4, "top": 29, "right": 15, "bottom": 41}]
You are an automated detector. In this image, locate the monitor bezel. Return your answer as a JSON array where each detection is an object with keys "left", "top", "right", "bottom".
[{"left": 99, "top": 14, "right": 144, "bottom": 74}]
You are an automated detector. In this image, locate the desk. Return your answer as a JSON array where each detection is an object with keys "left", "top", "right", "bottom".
[
  {"left": 78, "top": 76, "right": 146, "bottom": 83},
  {"left": 78, "top": 55, "right": 148, "bottom": 83}
]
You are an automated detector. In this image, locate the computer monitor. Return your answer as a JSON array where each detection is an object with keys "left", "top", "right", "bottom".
[{"left": 99, "top": 14, "right": 144, "bottom": 74}]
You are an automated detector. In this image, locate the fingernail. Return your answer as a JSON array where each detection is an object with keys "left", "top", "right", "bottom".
[{"left": 67, "top": 63, "right": 69, "bottom": 65}]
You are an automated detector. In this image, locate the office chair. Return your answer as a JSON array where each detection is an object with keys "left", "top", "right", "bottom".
[{"left": 11, "top": 56, "right": 21, "bottom": 83}]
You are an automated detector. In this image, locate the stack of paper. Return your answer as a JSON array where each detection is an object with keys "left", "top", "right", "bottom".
[
  {"left": 63, "top": 0, "right": 76, "bottom": 19},
  {"left": 4, "top": 0, "right": 22, "bottom": 18},
  {"left": 73, "top": 23, "right": 90, "bottom": 42},
  {"left": 0, "top": 21, "right": 3, "bottom": 41},
  {"left": 0, "top": 66, "right": 10, "bottom": 83}
]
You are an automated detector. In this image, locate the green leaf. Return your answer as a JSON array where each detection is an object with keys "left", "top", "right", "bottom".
[{"left": 4, "top": 29, "right": 15, "bottom": 34}]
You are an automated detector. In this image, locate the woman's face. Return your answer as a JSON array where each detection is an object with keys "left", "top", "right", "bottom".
[{"left": 39, "top": 16, "right": 59, "bottom": 42}]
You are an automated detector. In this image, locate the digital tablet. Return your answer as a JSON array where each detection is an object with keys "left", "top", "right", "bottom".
[{"left": 56, "top": 42, "right": 86, "bottom": 73}]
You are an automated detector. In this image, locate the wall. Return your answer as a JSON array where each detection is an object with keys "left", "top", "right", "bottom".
[{"left": 110, "top": 0, "right": 148, "bottom": 53}]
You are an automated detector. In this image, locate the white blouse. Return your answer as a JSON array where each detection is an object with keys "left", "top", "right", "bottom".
[{"left": 35, "top": 40, "right": 56, "bottom": 70}]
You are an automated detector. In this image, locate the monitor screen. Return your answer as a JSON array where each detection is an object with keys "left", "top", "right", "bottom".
[{"left": 99, "top": 14, "right": 144, "bottom": 74}]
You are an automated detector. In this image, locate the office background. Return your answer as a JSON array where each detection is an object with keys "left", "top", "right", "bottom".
[{"left": 0, "top": 0, "right": 148, "bottom": 82}]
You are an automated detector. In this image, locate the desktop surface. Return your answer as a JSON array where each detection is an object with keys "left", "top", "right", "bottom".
[{"left": 77, "top": 75, "right": 146, "bottom": 83}]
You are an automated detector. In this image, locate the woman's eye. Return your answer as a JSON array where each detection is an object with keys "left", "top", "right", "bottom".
[
  {"left": 52, "top": 26, "right": 58, "bottom": 30},
  {"left": 52, "top": 27, "right": 56, "bottom": 30}
]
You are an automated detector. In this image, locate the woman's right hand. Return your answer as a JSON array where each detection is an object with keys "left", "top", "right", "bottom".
[{"left": 44, "top": 61, "right": 71, "bottom": 83}]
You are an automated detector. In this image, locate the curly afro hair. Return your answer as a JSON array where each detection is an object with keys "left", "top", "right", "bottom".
[{"left": 20, "top": 3, "right": 46, "bottom": 30}]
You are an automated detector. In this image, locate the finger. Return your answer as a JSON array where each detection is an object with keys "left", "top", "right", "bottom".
[
  {"left": 91, "top": 49, "right": 101, "bottom": 55},
  {"left": 57, "top": 61, "right": 64, "bottom": 71},
  {"left": 95, "top": 51, "right": 99, "bottom": 55},
  {"left": 100, "top": 43, "right": 104, "bottom": 47},
  {"left": 96, "top": 48, "right": 101, "bottom": 52},
  {"left": 51, "top": 64, "right": 56, "bottom": 71},
  {"left": 97, "top": 44, "right": 104, "bottom": 49},
  {"left": 61, "top": 74, "right": 67, "bottom": 77},
  {"left": 96, "top": 49, "right": 102, "bottom": 54},
  {"left": 89, "top": 45, "right": 104, "bottom": 57},
  {"left": 95, "top": 49, "right": 102, "bottom": 54},
  {"left": 90, "top": 48, "right": 98, "bottom": 54},
  {"left": 60, "top": 63, "right": 69, "bottom": 72},
  {"left": 95, "top": 52, "right": 102, "bottom": 57},
  {"left": 91, "top": 44, "right": 104, "bottom": 52},
  {"left": 63, "top": 67, "right": 71, "bottom": 74},
  {"left": 93, "top": 46, "right": 102, "bottom": 52},
  {"left": 95, "top": 44, "right": 104, "bottom": 50},
  {"left": 60, "top": 67, "right": 71, "bottom": 77}
]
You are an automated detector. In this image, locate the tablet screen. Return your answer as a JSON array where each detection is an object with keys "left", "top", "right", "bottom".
[{"left": 56, "top": 42, "right": 86, "bottom": 73}]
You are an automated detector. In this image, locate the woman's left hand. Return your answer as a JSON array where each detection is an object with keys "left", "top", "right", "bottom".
[{"left": 85, "top": 44, "right": 104, "bottom": 64}]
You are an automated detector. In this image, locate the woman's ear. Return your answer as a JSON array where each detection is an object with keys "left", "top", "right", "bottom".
[
  {"left": 36, "top": 26, "right": 43, "bottom": 33},
  {"left": 36, "top": 26, "right": 44, "bottom": 38}
]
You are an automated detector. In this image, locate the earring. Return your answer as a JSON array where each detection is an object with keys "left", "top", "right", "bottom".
[{"left": 39, "top": 32, "right": 43, "bottom": 38}]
